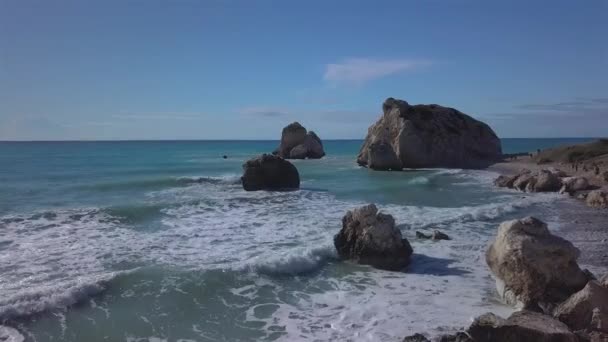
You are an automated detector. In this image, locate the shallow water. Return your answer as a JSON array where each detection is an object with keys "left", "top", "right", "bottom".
[{"left": 0, "top": 138, "right": 598, "bottom": 341}]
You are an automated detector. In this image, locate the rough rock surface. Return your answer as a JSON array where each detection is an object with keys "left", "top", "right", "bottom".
[
  {"left": 241, "top": 154, "right": 300, "bottom": 191},
  {"left": 486, "top": 217, "right": 588, "bottom": 309},
  {"left": 276, "top": 122, "right": 325, "bottom": 159},
  {"left": 334, "top": 204, "right": 413, "bottom": 271},
  {"left": 554, "top": 281, "right": 608, "bottom": 332},
  {"left": 562, "top": 177, "right": 591, "bottom": 193},
  {"left": 496, "top": 169, "right": 565, "bottom": 193},
  {"left": 402, "top": 333, "right": 430, "bottom": 342},
  {"left": 467, "top": 311, "right": 578, "bottom": 342},
  {"left": 526, "top": 169, "right": 563, "bottom": 192},
  {"left": 357, "top": 98, "right": 502, "bottom": 170},
  {"left": 587, "top": 190, "right": 608, "bottom": 209},
  {"left": 602, "top": 274, "right": 608, "bottom": 288}
]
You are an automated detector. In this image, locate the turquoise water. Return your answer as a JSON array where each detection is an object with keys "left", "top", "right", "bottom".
[{"left": 0, "top": 138, "right": 596, "bottom": 341}]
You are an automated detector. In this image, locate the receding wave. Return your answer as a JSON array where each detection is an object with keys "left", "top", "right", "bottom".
[{"left": 79, "top": 174, "right": 241, "bottom": 192}]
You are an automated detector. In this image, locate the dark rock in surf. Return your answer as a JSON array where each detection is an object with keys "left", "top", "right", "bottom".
[
  {"left": 334, "top": 204, "right": 413, "bottom": 271},
  {"left": 241, "top": 154, "right": 300, "bottom": 191},
  {"left": 276, "top": 122, "right": 325, "bottom": 159},
  {"left": 467, "top": 311, "right": 578, "bottom": 342},
  {"left": 402, "top": 333, "right": 430, "bottom": 342},
  {"left": 357, "top": 98, "right": 502, "bottom": 170},
  {"left": 416, "top": 230, "right": 450, "bottom": 241}
]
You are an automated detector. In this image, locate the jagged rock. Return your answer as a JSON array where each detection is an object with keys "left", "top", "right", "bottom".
[
  {"left": 512, "top": 172, "right": 535, "bottom": 191},
  {"left": 494, "top": 175, "right": 518, "bottom": 188},
  {"left": 437, "top": 332, "right": 473, "bottom": 342},
  {"left": 562, "top": 177, "right": 591, "bottom": 193},
  {"left": 357, "top": 98, "right": 502, "bottom": 170},
  {"left": 334, "top": 204, "right": 413, "bottom": 271},
  {"left": 554, "top": 281, "right": 608, "bottom": 332},
  {"left": 467, "top": 311, "right": 578, "bottom": 342},
  {"left": 276, "top": 122, "right": 325, "bottom": 159},
  {"left": 587, "top": 190, "right": 608, "bottom": 209},
  {"left": 486, "top": 217, "right": 588, "bottom": 310},
  {"left": 367, "top": 140, "right": 402, "bottom": 171},
  {"left": 527, "top": 170, "right": 562, "bottom": 192},
  {"left": 402, "top": 333, "right": 430, "bottom": 342},
  {"left": 241, "top": 154, "right": 300, "bottom": 191}
]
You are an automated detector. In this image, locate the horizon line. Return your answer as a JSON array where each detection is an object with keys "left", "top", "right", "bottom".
[{"left": 0, "top": 137, "right": 604, "bottom": 143}]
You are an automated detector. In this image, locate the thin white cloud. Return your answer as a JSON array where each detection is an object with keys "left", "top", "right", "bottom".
[
  {"left": 324, "top": 58, "right": 431, "bottom": 85},
  {"left": 238, "top": 107, "right": 289, "bottom": 117},
  {"left": 113, "top": 112, "right": 204, "bottom": 120}
]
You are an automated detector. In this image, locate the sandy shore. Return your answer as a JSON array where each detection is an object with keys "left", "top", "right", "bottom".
[{"left": 487, "top": 157, "right": 608, "bottom": 276}]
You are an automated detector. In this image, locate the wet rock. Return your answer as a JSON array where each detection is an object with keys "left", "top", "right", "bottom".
[
  {"left": 334, "top": 204, "right": 413, "bottom": 271},
  {"left": 467, "top": 311, "right": 578, "bottom": 342},
  {"left": 241, "top": 154, "right": 300, "bottom": 191},
  {"left": 402, "top": 333, "right": 430, "bottom": 342}
]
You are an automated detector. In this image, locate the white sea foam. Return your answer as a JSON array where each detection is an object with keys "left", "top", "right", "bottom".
[
  {"left": 0, "top": 168, "right": 568, "bottom": 340},
  {"left": 0, "top": 326, "right": 25, "bottom": 342}
]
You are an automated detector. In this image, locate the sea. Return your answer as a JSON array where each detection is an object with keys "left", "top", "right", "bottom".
[{"left": 0, "top": 138, "right": 598, "bottom": 342}]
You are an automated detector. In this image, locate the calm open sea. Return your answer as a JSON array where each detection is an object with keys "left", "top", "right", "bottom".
[{"left": 0, "top": 138, "right": 597, "bottom": 341}]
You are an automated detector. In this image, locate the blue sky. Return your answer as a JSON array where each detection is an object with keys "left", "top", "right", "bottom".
[{"left": 1, "top": 0, "right": 606, "bottom": 140}]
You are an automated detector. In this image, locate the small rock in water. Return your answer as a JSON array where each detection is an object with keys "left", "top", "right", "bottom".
[
  {"left": 416, "top": 231, "right": 431, "bottom": 239},
  {"left": 432, "top": 230, "right": 450, "bottom": 241},
  {"left": 334, "top": 204, "right": 413, "bottom": 271},
  {"left": 402, "top": 333, "right": 430, "bottom": 342}
]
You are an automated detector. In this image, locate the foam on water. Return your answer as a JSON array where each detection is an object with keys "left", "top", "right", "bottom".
[{"left": 0, "top": 167, "right": 566, "bottom": 340}]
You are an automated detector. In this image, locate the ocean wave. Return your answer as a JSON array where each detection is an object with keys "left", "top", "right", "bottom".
[
  {"left": 79, "top": 174, "right": 241, "bottom": 192},
  {"left": 247, "top": 244, "right": 338, "bottom": 276},
  {"left": 0, "top": 325, "right": 24, "bottom": 342},
  {"left": 0, "top": 272, "right": 129, "bottom": 320}
]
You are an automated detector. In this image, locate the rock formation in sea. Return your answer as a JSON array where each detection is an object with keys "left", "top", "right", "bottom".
[
  {"left": 241, "top": 154, "right": 300, "bottom": 191},
  {"left": 274, "top": 122, "right": 325, "bottom": 159},
  {"left": 357, "top": 98, "right": 502, "bottom": 170},
  {"left": 333, "top": 204, "right": 413, "bottom": 271},
  {"left": 486, "top": 217, "right": 589, "bottom": 311}
]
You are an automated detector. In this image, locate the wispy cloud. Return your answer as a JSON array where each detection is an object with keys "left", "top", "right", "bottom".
[
  {"left": 323, "top": 58, "right": 432, "bottom": 85},
  {"left": 113, "top": 112, "right": 204, "bottom": 120},
  {"left": 517, "top": 98, "right": 608, "bottom": 113},
  {"left": 238, "top": 107, "right": 289, "bottom": 117}
]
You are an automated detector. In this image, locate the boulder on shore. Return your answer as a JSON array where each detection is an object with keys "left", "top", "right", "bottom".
[
  {"left": 241, "top": 154, "right": 300, "bottom": 191},
  {"left": 553, "top": 280, "right": 608, "bottom": 332},
  {"left": 334, "top": 204, "right": 413, "bottom": 271},
  {"left": 357, "top": 98, "right": 502, "bottom": 170},
  {"left": 275, "top": 122, "right": 325, "bottom": 159},
  {"left": 586, "top": 190, "right": 608, "bottom": 209},
  {"left": 467, "top": 311, "right": 578, "bottom": 342},
  {"left": 496, "top": 169, "right": 564, "bottom": 193},
  {"left": 561, "top": 176, "right": 591, "bottom": 193},
  {"left": 486, "top": 217, "right": 588, "bottom": 310}
]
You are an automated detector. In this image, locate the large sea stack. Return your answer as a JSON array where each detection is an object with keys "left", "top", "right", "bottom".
[
  {"left": 357, "top": 98, "right": 502, "bottom": 170},
  {"left": 275, "top": 122, "right": 325, "bottom": 159}
]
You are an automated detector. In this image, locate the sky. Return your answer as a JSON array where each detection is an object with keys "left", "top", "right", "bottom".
[{"left": 0, "top": 0, "right": 607, "bottom": 140}]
